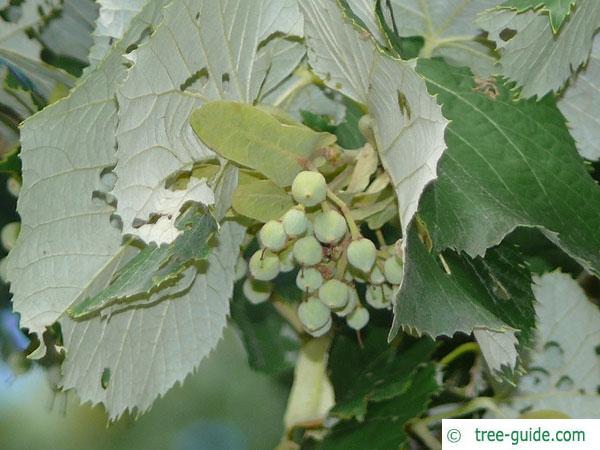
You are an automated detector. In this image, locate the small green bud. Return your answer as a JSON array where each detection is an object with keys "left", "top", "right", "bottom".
[
  {"left": 242, "top": 278, "right": 272, "bottom": 304},
  {"left": 298, "top": 297, "right": 331, "bottom": 332},
  {"left": 318, "top": 279, "right": 349, "bottom": 310},
  {"left": 383, "top": 256, "right": 403, "bottom": 285},
  {"left": 293, "top": 236, "right": 323, "bottom": 266},
  {"left": 347, "top": 238, "right": 376, "bottom": 272},
  {"left": 365, "top": 284, "right": 392, "bottom": 309},
  {"left": 346, "top": 307, "right": 369, "bottom": 330},
  {"left": 259, "top": 220, "right": 287, "bottom": 251},
  {"left": 249, "top": 250, "right": 280, "bottom": 281},
  {"left": 313, "top": 210, "right": 347, "bottom": 244},
  {"left": 335, "top": 287, "right": 358, "bottom": 317},
  {"left": 291, "top": 171, "right": 327, "bottom": 207},
  {"left": 296, "top": 267, "right": 323, "bottom": 293},
  {"left": 282, "top": 207, "right": 308, "bottom": 237}
]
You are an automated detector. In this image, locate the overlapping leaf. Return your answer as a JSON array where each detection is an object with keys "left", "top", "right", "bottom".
[
  {"left": 302, "top": 0, "right": 448, "bottom": 254},
  {"left": 478, "top": 0, "right": 600, "bottom": 98},
  {"left": 61, "top": 221, "right": 245, "bottom": 421},
  {"left": 7, "top": 0, "right": 169, "bottom": 340},
  {"left": 417, "top": 59, "right": 600, "bottom": 278},
  {"left": 113, "top": 0, "right": 304, "bottom": 240}
]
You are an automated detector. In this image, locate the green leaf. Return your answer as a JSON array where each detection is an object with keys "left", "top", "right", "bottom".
[
  {"left": 7, "top": 0, "right": 170, "bottom": 339},
  {"left": 392, "top": 223, "right": 535, "bottom": 374},
  {"left": 498, "top": 272, "right": 600, "bottom": 418},
  {"left": 329, "top": 332, "right": 436, "bottom": 420},
  {"left": 230, "top": 288, "right": 300, "bottom": 375},
  {"left": 191, "top": 101, "right": 336, "bottom": 187},
  {"left": 557, "top": 35, "right": 600, "bottom": 161},
  {"left": 60, "top": 221, "right": 245, "bottom": 421},
  {"left": 316, "top": 362, "right": 438, "bottom": 450},
  {"left": 417, "top": 58, "right": 600, "bottom": 278},
  {"left": 302, "top": 0, "right": 448, "bottom": 257},
  {"left": 113, "top": 1, "right": 304, "bottom": 238},
  {"left": 478, "top": 0, "right": 600, "bottom": 98},
  {"left": 500, "top": 0, "right": 576, "bottom": 32},
  {"left": 232, "top": 176, "right": 293, "bottom": 223},
  {"left": 68, "top": 204, "right": 218, "bottom": 319}
]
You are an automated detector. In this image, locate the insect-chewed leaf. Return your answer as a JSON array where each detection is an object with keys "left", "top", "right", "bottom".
[
  {"left": 68, "top": 204, "right": 218, "bottom": 319},
  {"left": 232, "top": 176, "right": 293, "bottom": 223},
  {"left": 190, "top": 101, "right": 336, "bottom": 187}
]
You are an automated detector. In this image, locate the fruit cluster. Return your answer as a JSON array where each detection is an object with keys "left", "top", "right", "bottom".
[{"left": 239, "top": 170, "right": 403, "bottom": 337}]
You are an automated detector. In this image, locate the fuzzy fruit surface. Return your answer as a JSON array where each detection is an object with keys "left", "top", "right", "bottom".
[
  {"left": 249, "top": 251, "right": 280, "bottom": 281},
  {"left": 298, "top": 297, "right": 331, "bottom": 331},
  {"left": 347, "top": 307, "right": 369, "bottom": 330},
  {"left": 347, "top": 238, "right": 377, "bottom": 272},
  {"left": 243, "top": 278, "right": 272, "bottom": 304},
  {"left": 293, "top": 236, "right": 323, "bottom": 266},
  {"left": 335, "top": 287, "right": 358, "bottom": 317},
  {"left": 259, "top": 220, "right": 287, "bottom": 251},
  {"left": 291, "top": 171, "right": 327, "bottom": 207},
  {"left": 365, "top": 284, "right": 392, "bottom": 309},
  {"left": 282, "top": 207, "right": 308, "bottom": 237},
  {"left": 313, "top": 210, "right": 347, "bottom": 244},
  {"left": 318, "top": 279, "right": 349, "bottom": 309}
]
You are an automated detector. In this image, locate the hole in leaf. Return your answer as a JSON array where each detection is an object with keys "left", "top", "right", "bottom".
[
  {"left": 110, "top": 214, "right": 123, "bottom": 231},
  {"left": 221, "top": 73, "right": 230, "bottom": 92},
  {"left": 180, "top": 67, "right": 209, "bottom": 92},
  {"left": 397, "top": 91, "right": 411, "bottom": 120},
  {"left": 594, "top": 344, "right": 600, "bottom": 356},
  {"left": 499, "top": 28, "right": 517, "bottom": 41},
  {"left": 555, "top": 376, "right": 573, "bottom": 391},
  {"left": 101, "top": 368, "right": 110, "bottom": 390},
  {"left": 541, "top": 341, "right": 564, "bottom": 369}
]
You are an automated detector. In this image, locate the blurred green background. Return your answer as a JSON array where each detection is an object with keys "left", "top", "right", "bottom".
[{"left": 0, "top": 326, "right": 289, "bottom": 450}]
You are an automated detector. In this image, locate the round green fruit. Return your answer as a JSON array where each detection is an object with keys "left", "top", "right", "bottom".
[
  {"left": 249, "top": 250, "right": 280, "bottom": 281},
  {"left": 279, "top": 247, "right": 295, "bottom": 273},
  {"left": 243, "top": 278, "right": 272, "bottom": 304},
  {"left": 369, "top": 265, "right": 385, "bottom": 284},
  {"left": 282, "top": 207, "right": 308, "bottom": 237},
  {"left": 335, "top": 287, "right": 358, "bottom": 317},
  {"left": 347, "top": 238, "right": 377, "bottom": 272},
  {"left": 296, "top": 267, "right": 323, "bottom": 293},
  {"left": 307, "top": 315, "right": 332, "bottom": 337},
  {"left": 298, "top": 297, "right": 331, "bottom": 332},
  {"left": 318, "top": 279, "right": 349, "bottom": 310},
  {"left": 259, "top": 220, "right": 287, "bottom": 251},
  {"left": 313, "top": 210, "right": 347, "bottom": 244},
  {"left": 347, "top": 307, "right": 369, "bottom": 330},
  {"left": 383, "top": 256, "right": 403, "bottom": 285},
  {"left": 365, "top": 284, "right": 392, "bottom": 309},
  {"left": 291, "top": 171, "right": 327, "bottom": 207},
  {"left": 293, "top": 236, "right": 323, "bottom": 266}
]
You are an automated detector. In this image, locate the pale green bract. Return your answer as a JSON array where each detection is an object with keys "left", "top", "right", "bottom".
[
  {"left": 498, "top": 272, "right": 600, "bottom": 418},
  {"left": 113, "top": 0, "right": 304, "bottom": 240},
  {"left": 478, "top": 0, "right": 600, "bottom": 99},
  {"left": 558, "top": 34, "right": 600, "bottom": 161},
  {"left": 302, "top": 0, "right": 448, "bottom": 261}
]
